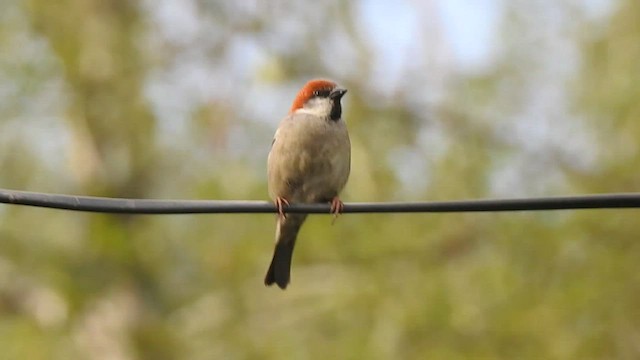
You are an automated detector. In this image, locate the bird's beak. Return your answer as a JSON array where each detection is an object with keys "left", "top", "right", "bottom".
[{"left": 329, "top": 88, "right": 347, "bottom": 100}]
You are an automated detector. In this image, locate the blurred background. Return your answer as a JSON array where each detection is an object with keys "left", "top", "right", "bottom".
[{"left": 0, "top": 0, "right": 639, "bottom": 358}]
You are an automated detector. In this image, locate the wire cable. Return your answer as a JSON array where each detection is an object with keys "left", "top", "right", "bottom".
[{"left": 1, "top": 188, "right": 639, "bottom": 214}]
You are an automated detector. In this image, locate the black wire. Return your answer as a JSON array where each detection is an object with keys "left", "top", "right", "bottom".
[{"left": 0, "top": 188, "right": 639, "bottom": 214}]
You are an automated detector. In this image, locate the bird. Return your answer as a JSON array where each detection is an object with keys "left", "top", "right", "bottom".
[{"left": 264, "top": 79, "right": 351, "bottom": 289}]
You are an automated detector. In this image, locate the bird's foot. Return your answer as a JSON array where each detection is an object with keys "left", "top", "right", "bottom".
[
  {"left": 275, "top": 197, "right": 290, "bottom": 221},
  {"left": 329, "top": 197, "right": 344, "bottom": 225}
]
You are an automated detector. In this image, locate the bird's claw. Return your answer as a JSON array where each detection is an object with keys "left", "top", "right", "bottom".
[
  {"left": 275, "top": 197, "right": 290, "bottom": 221},
  {"left": 329, "top": 197, "right": 344, "bottom": 225}
]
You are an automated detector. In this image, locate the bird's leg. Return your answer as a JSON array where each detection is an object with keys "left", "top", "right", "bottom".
[
  {"left": 329, "top": 196, "right": 344, "bottom": 225},
  {"left": 275, "top": 197, "right": 290, "bottom": 221}
]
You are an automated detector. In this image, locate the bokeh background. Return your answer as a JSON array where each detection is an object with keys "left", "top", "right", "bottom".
[{"left": 1, "top": 0, "right": 639, "bottom": 358}]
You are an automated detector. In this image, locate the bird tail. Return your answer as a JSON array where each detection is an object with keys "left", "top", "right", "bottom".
[{"left": 264, "top": 214, "right": 307, "bottom": 289}]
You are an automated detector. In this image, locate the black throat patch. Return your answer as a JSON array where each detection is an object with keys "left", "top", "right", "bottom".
[{"left": 330, "top": 101, "right": 342, "bottom": 121}]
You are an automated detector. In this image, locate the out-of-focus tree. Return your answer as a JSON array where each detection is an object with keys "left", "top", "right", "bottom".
[{"left": 0, "top": 0, "right": 638, "bottom": 358}]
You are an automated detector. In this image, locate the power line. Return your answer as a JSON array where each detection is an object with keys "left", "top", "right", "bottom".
[{"left": 0, "top": 188, "right": 639, "bottom": 214}]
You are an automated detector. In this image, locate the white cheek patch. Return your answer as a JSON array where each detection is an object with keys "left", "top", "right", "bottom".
[
  {"left": 295, "top": 107, "right": 326, "bottom": 116},
  {"left": 295, "top": 98, "right": 333, "bottom": 118}
]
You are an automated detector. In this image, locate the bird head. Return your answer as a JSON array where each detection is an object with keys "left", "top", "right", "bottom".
[{"left": 289, "top": 79, "right": 347, "bottom": 121}]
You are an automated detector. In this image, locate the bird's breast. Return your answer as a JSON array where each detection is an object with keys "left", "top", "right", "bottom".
[{"left": 268, "top": 116, "right": 350, "bottom": 202}]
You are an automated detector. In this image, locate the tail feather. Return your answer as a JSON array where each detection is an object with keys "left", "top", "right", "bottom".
[
  {"left": 264, "top": 214, "right": 307, "bottom": 289},
  {"left": 264, "top": 241, "right": 295, "bottom": 289}
]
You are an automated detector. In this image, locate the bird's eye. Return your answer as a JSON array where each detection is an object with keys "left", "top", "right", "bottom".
[{"left": 313, "top": 89, "right": 331, "bottom": 98}]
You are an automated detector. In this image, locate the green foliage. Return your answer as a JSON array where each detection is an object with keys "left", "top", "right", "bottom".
[{"left": 0, "top": 0, "right": 639, "bottom": 358}]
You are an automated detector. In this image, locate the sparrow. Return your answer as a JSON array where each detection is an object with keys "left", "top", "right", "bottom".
[{"left": 264, "top": 79, "right": 351, "bottom": 289}]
